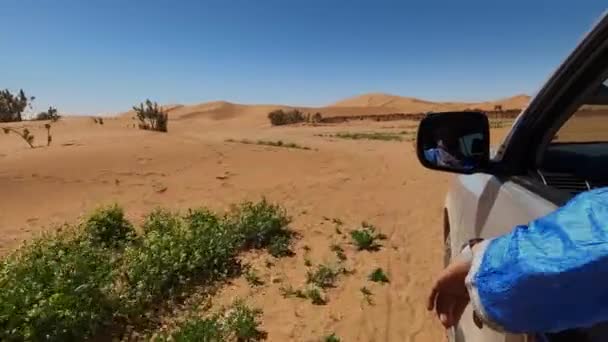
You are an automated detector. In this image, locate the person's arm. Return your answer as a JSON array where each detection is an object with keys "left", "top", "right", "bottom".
[{"left": 466, "top": 188, "right": 608, "bottom": 333}]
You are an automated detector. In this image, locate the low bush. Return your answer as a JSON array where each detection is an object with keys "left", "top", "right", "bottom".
[
  {"left": 369, "top": 267, "right": 390, "bottom": 284},
  {"left": 334, "top": 132, "right": 403, "bottom": 141},
  {"left": 84, "top": 204, "right": 136, "bottom": 248},
  {"left": 226, "top": 138, "right": 312, "bottom": 150},
  {"left": 324, "top": 333, "right": 341, "bottom": 342},
  {"left": 166, "top": 301, "right": 265, "bottom": 341},
  {"left": 267, "top": 109, "right": 305, "bottom": 126},
  {"left": 330, "top": 243, "right": 347, "bottom": 261},
  {"left": 167, "top": 316, "right": 224, "bottom": 341},
  {"left": 118, "top": 210, "right": 240, "bottom": 312},
  {"left": 228, "top": 199, "right": 293, "bottom": 253},
  {"left": 0, "top": 199, "right": 293, "bottom": 340},
  {"left": 142, "top": 208, "right": 182, "bottom": 234},
  {"left": 35, "top": 106, "right": 60, "bottom": 121},
  {"left": 305, "top": 286, "right": 327, "bottom": 305},
  {"left": 360, "top": 286, "right": 374, "bottom": 305},
  {"left": 306, "top": 263, "right": 340, "bottom": 289},
  {"left": 133, "top": 99, "right": 168, "bottom": 132},
  {"left": 350, "top": 222, "right": 387, "bottom": 251},
  {"left": 0, "top": 234, "right": 116, "bottom": 341}
]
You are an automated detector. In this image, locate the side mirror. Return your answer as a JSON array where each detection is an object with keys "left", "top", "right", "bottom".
[{"left": 416, "top": 111, "right": 490, "bottom": 174}]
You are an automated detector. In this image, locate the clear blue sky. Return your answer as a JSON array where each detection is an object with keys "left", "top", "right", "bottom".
[{"left": 1, "top": 1, "right": 606, "bottom": 114}]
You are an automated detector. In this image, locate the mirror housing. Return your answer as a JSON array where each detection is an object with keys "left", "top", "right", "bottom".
[{"left": 416, "top": 111, "right": 490, "bottom": 174}]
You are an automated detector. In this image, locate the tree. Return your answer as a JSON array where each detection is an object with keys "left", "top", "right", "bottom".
[
  {"left": 494, "top": 105, "right": 503, "bottom": 112},
  {"left": 35, "top": 106, "right": 61, "bottom": 121},
  {"left": 132, "top": 100, "right": 168, "bottom": 132},
  {"left": 0, "top": 89, "right": 34, "bottom": 122}
]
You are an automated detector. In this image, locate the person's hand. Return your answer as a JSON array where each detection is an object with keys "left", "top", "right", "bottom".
[{"left": 427, "top": 257, "right": 472, "bottom": 329}]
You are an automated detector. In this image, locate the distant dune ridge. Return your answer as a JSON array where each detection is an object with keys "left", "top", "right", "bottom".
[{"left": 120, "top": 93, "right": 531, "bottom": 122}]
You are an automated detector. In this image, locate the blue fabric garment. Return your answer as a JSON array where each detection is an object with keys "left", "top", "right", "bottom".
[
  {"left": 423, "top": 148, "right": 474, "bottom": 169},
  {"left": 473, "top": 187, "right": 608, "bottom": 333}
]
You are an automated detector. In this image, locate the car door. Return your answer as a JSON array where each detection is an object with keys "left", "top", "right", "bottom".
[{"left": 438, "top": 12, "right": 608, "bottom": 342}]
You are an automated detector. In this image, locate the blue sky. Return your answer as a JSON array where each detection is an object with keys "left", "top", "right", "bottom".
[{"left": 1, "top": 1, "right": 606, "bottom": 114}]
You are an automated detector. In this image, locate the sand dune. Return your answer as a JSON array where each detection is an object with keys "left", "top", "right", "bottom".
[
  {"left": 118, "top": 93, "right": 530, "bottom": 125},
  {"left": 331, "top": 92, "right": 531, "bottom": 112}
]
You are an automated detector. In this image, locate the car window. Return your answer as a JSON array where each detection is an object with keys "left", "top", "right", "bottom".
[{"left": 552, "top": 78, "right": 608, "bottom": 143}]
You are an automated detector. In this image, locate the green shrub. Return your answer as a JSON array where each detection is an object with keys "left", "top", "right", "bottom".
[
  {"left": 369, "top": 268, "right": 390, "bottom": 284},
  {"left": 119, "top": 210, "right": 240, "bottom": 312},
  {"left": 333, "top": 132, "right": 403, "bottom": 141},
  {"left": 167, "top": 302, "right": 265, "bottom": 342},
  {"left": 306, "top": 264, "right": 339, "bottom": 289},
  {"left": 0, "top": 235, "right": 115, "bottom": 341},
  {"left": 133, "top": 99, "right": 168, "bottom": 132},
  {"left": 142, "top": 208, "right": 181, "bottom": 234},
  {"left": 267, "top": 109, "right": 305, "bottom": 126},
  {"left": 268, "top": 234, "right": 294, "bottom": 257},
  {"left": 169, "top": 316, "right": 224, "bottom": 342},
  {"left": 224, "top": 301, "right": 265, "bottom": 341},
  {"left": 324, "top": 333, "right": 341, "bottom": 342},
  {"left": 35, "top": 106, "right": 61, "bottom": 122},
  {"left": 228, "top": 199, "right": 293, "bottom": 252},
  {"left": 350, "top": 222, "right": 386, "bottom": 251},
  {"left": 305, "top": 287, "right": 327, "bottom": 305},
  {"left": 84, "top": 204, "right": 135, "bottom": 248}
]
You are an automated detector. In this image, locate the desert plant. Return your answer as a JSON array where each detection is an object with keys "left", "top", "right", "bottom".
[
  {"left": 118, "top": 210, "right": 240, "bottom": 312},
  {"left": 324, "top": 333, "right": 341, "bottom": 342},
  {"left": 350, "top": 223, "right": 386, "bottom": 251},
  {"left": 305, "top": 286, "right": 327, "bottom": 305},
  {"left": 167, "top": 302, "right": 265, "bottom": 341},
  {"left": 330, "top": 243, "right": 347, "bottom": 261},
  {"left": 223, "top": 301, "right": 265, "bottom": 341},
  {"left": 279, "top": 285, "right": 307, "bottom": 299},
  {"left": 227, "top": 138, "right": 312, "bottom": 150},
  {"left": 306, "top": 263, "right": 339, "bottom": 289},
  {"left": 133, "top": 99, "right": 168, "bottom": 132},
  {"left": 312, "top": 112, "right": 323, "bottom": 123},
  {"left": 84, "top": 204, "right": 136, "bottom": 248},
  {"left": 0, "top": 234, "right": 116, "bottom": 341},
  {"left": 228, "top": 199, "right": 293, "bottom": 253},
  {"left": 333, "top": 131, "right": 403, "bottom": 141},
  {"left": 44, "top": 123, "right": 52, "bottom": 146},
  {"left": 2, "top": 127, "right": 35, "bottom": 148},
  {"left": 369, "top": 268, "right": 390, "bottom": 284},
  {"left": 267, "top": 109, "right": 305, "bottom": 126},
  {"left": 0, "top": 89, "right": 33, "bottom": 122},
  {"left": 304, "top": 257, "right": 312, "bottom": 267},
  {"left": 142, "top": 208, "right": 181, "bottom": 234},
  {"left": 168, "top": 315, "right": 224, "bottom": 342},
  {"left": 244, "top": 267, "right": 265, "bottom": 287},
  {"left": 268, "top": 233, "right": 294, "bottom": 257},
  {"left": 360, "top": 286, "right": 374, "bottom": 305},
  {"left": 35, "top": 106, "right": 60, "bottom": 121}
]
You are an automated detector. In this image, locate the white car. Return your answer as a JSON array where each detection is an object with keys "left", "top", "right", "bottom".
[{"left": 416, "top": 12, "right": 608, "bottom": 342}]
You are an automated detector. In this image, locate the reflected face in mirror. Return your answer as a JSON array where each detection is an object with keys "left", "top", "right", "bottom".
[{"left": 422, "top": 127, "right": 485, "bottom": 170}]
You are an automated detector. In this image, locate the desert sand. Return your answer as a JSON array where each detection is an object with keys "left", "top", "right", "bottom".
[{"left": 0, "top": 97, "right": 515, "bottom": 341}]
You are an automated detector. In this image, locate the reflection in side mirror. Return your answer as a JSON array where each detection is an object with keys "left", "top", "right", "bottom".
[{"left": 416, "top": 111, "right": 490, "bottom": 174}]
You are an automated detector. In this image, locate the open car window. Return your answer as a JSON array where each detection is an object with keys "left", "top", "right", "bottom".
[{"left": 552, "top": 79, "right": 608, "bottom": 143}]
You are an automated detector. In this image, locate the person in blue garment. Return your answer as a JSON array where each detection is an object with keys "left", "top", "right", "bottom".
[
  {"left": 427, "top": 187, "right": 608, "bottom": 341},
  {"left": 423, "top": 127, "right": 475, "bottom": 169}
]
